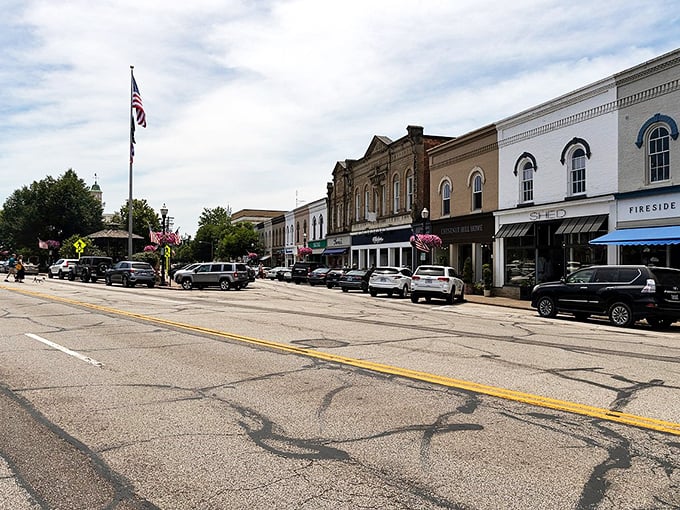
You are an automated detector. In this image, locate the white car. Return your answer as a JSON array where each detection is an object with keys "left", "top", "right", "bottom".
[
  {"left": 47, "top": 258, "right": 79, "bottom": 279},
  {"left": 369, "top": 266, "right": 412, "bottom": 298},
  {"left": 410, "top": 265, "right": 465, "bottom": 304}
]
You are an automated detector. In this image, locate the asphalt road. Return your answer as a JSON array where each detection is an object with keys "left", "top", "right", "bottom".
[{"left": 1, "top": 277, "right": 679, "bottom": 509}]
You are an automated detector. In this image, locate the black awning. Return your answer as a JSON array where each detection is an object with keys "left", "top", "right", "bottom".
[
  {"left": 555, "top": 215, "right": 607, "bottom": 235},
  {"left": 494, "top": 222, "right": 533, "bottom": 238}
]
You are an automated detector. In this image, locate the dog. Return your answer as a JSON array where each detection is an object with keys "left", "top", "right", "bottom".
[{"left": 33, "top": 276, "right": 45, "bottom": 283}]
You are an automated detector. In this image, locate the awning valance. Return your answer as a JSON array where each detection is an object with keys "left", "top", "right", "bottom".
[
  {"left": 590, "top": 226, "right": 680, "bottom": 245},
  {"left": 555, "top": 214, "right": 607, "bottom": 235},
  {"left": 494, "top": 222, "right": 533, "bottom": 238},
  {"left": 322, "top": 247, "right": 348, "bottom": 255}
]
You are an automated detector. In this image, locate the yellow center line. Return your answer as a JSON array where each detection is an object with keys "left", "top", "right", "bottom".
[{"left": 7, "top": 285, "right": 680, "bottom": 436}]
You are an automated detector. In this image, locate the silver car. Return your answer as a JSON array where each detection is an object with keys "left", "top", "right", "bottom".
[{"left": 369, "top": 266, "right": 412, "bottom": 298}]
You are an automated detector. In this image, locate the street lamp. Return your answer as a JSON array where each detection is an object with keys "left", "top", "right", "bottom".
[
  {"left": 160, "top": 203, "right": 168, "bottom": 286},
  {"left": 421, "top": 207, "right": 429, "bottom": 265}
]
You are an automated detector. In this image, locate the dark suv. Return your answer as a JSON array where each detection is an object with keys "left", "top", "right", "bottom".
[
  {"left": 68, "top": 256, "right": 113, "bottom": 283},
  {"left": 291, "top": 262, "right": 326, "bottom": 284},
  {"left": 531, "top": 265, "right": 680, "bottom": 328}
]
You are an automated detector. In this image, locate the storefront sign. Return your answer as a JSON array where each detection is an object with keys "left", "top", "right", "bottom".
[
  {"left": 528, "top": 208, "right": 567, "bottom": 221},
  {"left": 618, "top": 192, "right": 680, "bottom": 223},
  {"left": 433, "top": 214, "right": 494, "bottom": 244},
  {"left": 327, "top": 236, "right": 350, "bottom": 247},
  {"left": 352, "top": 227, "right": 411, "bottom": 246}
]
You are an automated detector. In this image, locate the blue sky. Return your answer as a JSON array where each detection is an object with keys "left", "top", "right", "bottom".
[{"left": 0, "top": 0, "right": 678, "bottom": 236}]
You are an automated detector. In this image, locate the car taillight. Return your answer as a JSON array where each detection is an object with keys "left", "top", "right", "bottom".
[
  {"left": 234, "top": 271, "right": 239, "bottom": 278},
  {"left": 641, "top": 279, "right": 656, "bottom": 294},
  {"left": 412, "top": 275, "right": 421, "bottom": 280},
  {"left": 437, "top": 277, "right": 449, "bottom": 282}
]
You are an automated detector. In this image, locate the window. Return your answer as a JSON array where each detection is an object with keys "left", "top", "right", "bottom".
[
  {"left": 355, "top": 191, "right": 360, "bottom": 221},
  {"left": 319, "top": 215, "right": 324, "bottom": 238},
  {"left": 441, "top": 181, "right": 451, "bottom": 216},
  {"left": 406, "top": 173, "right": 414, "bottom": 211},
  {"left": 472, "top": 174, "right": 482, "bottom": 210},
  {"left": 393, "top": 176, "right": 400, "bottom": 213},
  {"left": 381, "top": 185, "right": 386, "bottom": 216},
  {"left": 649, "top": 126, "right": 670, "bottom": 182},
  {"left": 521, "top": 162, "right": 534, "bottom": 203},
  {"left": 312, "top": 217, "right": 317, "bottom": 240},
  {"left": 570, "top": 148, "right": 586, "bottom": 195},
  {"left": 364, "top": 188, "right": 370, "bottom": 217},
  {"left": 296, "top": 222, "right": 300, "bottom": 243}
]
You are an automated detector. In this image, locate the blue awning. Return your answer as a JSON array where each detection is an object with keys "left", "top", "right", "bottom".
[
  {"left": 590, "top": 226, "right": 680, "bottom": 245},
  {"left": 321, "top": 247, "right": 347, "bottom": 255}
]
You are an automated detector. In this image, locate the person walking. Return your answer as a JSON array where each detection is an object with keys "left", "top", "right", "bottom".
[
  {"left": 15, "top": 255, "right": 25, "bottom": 283},
  {"left": 5, "top": 253, "right": 16, "bottom": 282}
]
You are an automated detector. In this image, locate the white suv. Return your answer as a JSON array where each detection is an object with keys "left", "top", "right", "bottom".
[
  {"left": 410, "top": 265, "right": 465, "bottom": 304},
  {"left": 369, "top": 266, "right": 412, "bottom": 298},
  {"left": 48, "top": 259, "right": 78, "bottom": 279}
]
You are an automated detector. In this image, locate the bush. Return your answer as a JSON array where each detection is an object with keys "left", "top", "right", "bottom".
[
  {"left": 482, "top": 263, "right": 492, "bottom": 289},
  {"left": 462, "top": 257, "right": 473, "bottom": 284}
]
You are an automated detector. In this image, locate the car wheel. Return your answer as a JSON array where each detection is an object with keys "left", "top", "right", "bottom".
[
  {"left": 181, "top": 278, "right": 192, "bottom": 290},
  {"left": 342, "top": 287, "right": 348, "bottom": 293},
  {"left": 362, "top": 284, "right": 368, "bottom": 293},
  {"left": 327, "top": 283, "right": 333, "bottom": 289},
  {"left": 369, "top": 289, "right": 377, "bottom": 297},
  {"left": 122, "top": 275, "right": 130, "bottom": 288},
  {"left": 445, "top": 290, "right": 454, "bottom": 305},
  {"left": 68, "top": 271, "right": 75, "bottom": 281},
  {"left": 537, "top": 296, "right": 557, "bottom": 318},
  {"left": 80, "top": 269, "right": 89, "bottom": 282},
  {"left": 411, "top": 294, "right": 419, "bottom": 303},
  {"left": 48, "top": 271, "right": 54, "bottom": 279},
  {"left": 58, "top": 270, "right": 65, "bottom": 280},
  {"left": 220, "top": 279, "right": 230, "bottom": 291},
  {"left": 147, "top": 282, "right": 155, "bottom": 288},
  {"left": 397, "top": 286, "right": 405, "bottom": 299},
  {"left": 647, "top": 317, "right": 672, "bottom": 330},
  {"left": 105, "top": 275, "right": 112, "bottom": 286},
  {"left": 91, "top": 276, "right": 98, "bottom": 283},
  {"left": 608, "top": 302, "right": 634, "bottom": 327},
  {"left": 457, "top": 285, "right": 465, "bottom": 303}
]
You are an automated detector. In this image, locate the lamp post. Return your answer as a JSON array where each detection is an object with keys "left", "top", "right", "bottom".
[
  {"left": 421, "top": 207, "right": 429, "bottom": 265},
  {"left": 160, "top": 203, "right": 168, "bottom": 286}
]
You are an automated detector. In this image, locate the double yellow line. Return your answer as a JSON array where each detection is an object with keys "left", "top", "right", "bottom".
[{"left": 9, "top": 285, "right": 680, "bottom": 436}]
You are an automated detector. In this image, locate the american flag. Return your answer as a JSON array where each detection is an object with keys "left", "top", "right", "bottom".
[
  {"left": 414, "top": 234, "right": 430, "bottom": 253},
  {"left": 131, "top": 76, "right": 146, "bottom": 128},
  {"left": 148, "top": 224, "right": 160, "bottom": 244}
]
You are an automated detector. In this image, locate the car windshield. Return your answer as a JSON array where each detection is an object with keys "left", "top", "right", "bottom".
[
  {"left": 374, "top": 268, "right": 399, "bottom": 275},
  {"left": 346, "top": 270, "right": 365, "bottom": 276},
  {"left": 416, "top": 267, "right": 445, "bottom": 276}
]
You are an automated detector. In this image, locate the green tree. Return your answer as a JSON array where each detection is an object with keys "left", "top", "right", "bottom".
[
  {"left": 58, "top": 234, "right": 106, "bottom": 258},
  {"left": 194, "top": 207, "right": 231, "bottom": 261},
  {"left": 216, "top": 222, "right": 259, "bottom": 260},
  {"left": 115, "top": 199, "right": 162, "bottom": 242},
  {"left": 0, "top": 169, "right": 103, "bottom": 256}
]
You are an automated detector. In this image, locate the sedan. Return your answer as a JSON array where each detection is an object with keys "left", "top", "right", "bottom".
[
  {"left": 266, "top": 267, "right": 287, "bottom": 280},
  {"left": 325, "top": 269, "right": 347, "bottom": 289},
  {"left": 369, "top": 266, "right": 412, "bottom": 298},
  {"left": 308, "top": 267, "right": 332, "bottom": 286},
  {"left": 105, "top": 261, "right": 156, "bottom": 288},
  {"left": 339, "top": 268, "right": 374, "bottom": 293}
]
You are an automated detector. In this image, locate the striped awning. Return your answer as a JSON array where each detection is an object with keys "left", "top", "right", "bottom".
[
  {"left": 494, "top": 222, "right": 533, "bottom": 238},
  {"left": 555, "top": 215, "right": 607, "bottom": 235}
]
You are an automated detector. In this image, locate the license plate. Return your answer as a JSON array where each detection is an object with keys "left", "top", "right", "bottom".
[
  {"left": 671, "top": 294, "right": 679, "bottom": 301},
  {"left": 379, "top": 277, "right": 386, "bottom": 282}
]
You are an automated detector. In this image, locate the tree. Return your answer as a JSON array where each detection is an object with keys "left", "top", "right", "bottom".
[
  {"left": 115, "top": 199, "right": 162, "bottom": 243},
  {"left": 0, "top": 169, "right": 103, "bottom": 256},
  {"left": 216, "top": 222, "right": 259, "bottom": 260}
]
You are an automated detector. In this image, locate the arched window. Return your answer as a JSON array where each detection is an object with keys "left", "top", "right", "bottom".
[
  {"left": 355, "top": 190, "right": 360, "bottom": 221},
  {"left": 312, "top": 216, "right": 317, "bottom": 239},
  {"left": 405, "top": 171, "right": 414, "bottom": 212},
  {"left": 521, "top": 162, "right": 534, "bottom": 203},
  {"left": 393, "top": 175, "right": 400, "bottom": 213},
  {"left": 570, "top": 148, "right": 586, "bottom": 195},
  {"left": 472, "top": 174, "right": 482, "bottom": 210},
  {"left": 441, "top": 181, "right": 451, "bottom": 216},
  {"left": 649, "top": 126, "right": 670, "bottom": 182},
  {"left": 319, "top": 215, "right": 324, "bottom": 238},
  {"left": 364, "top": 187, "right": 370, "bottom": 218}
]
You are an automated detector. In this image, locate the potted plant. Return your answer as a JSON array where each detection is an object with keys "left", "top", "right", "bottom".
[
  {"left": 462, "top": 257, "right": 473, "bottom": 294},
  {"left": 482, "top": 263, "right": 492, "bottom": 297}
]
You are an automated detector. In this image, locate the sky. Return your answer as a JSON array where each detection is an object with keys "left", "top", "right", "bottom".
[{"left": 1, "top": 1, "right": 678, "bottom": 237}]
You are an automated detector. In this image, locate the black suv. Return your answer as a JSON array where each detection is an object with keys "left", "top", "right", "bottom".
[
  {"left": 68, "top": 256, "right": 113, "bottom": 283},
  {"left": 531, "top": 265, "right": 680, "bottom": 328},
  {"left": 291, "top": 262, "right": 326, "bottom": 284}
]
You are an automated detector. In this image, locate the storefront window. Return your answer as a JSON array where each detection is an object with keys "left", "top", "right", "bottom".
[{"left": 505, "top": 232, "right": 535, "bottom": 286}]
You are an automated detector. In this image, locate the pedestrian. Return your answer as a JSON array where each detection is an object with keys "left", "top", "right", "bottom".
[
  {"left": 15, "top": 255, "right": 25, "bottom": 283},
  {"left": 5, "top": 253, "right": 16, "bottom": 282}
]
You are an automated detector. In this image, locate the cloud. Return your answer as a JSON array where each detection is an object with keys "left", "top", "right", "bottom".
[{"left": 0, "top": 0, "right": 677, "bottom": 236}]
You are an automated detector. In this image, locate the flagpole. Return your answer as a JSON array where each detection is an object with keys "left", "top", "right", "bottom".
[{"left": 128, "top": 65, "right": 135, "bottom": 258}]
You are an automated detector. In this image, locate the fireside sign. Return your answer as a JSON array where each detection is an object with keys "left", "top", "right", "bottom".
[{"left": 618, "top": 192, "right": 680, "bottom": 222}]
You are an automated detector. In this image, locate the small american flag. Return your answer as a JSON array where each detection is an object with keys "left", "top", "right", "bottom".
[
  {"left": 414, "top": 234, "right": 430, "bottom": 253},
  {"left": 131, "top": 76, "right": 146, "bottom": 128},
  {"left": 148, "top": 224, "right": 160, "bottom": 244}
]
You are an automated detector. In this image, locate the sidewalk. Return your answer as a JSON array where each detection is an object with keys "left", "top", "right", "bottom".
[{"left": 464, "top": 293, "right": 533, "bottom": 310}]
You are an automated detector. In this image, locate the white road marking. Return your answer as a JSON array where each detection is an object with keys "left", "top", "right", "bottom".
[{"left": 25, "top": 333, "right": 103, "bottom": 368}]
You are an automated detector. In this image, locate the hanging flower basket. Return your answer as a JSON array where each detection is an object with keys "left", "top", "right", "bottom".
[
  {"left": 247, "top": 252, "right": 259, "bottom": 260},
  {"left": 409, "top": 234, "right": 442, "bottom": 249},
  {"left": 144, "top": 245, "right": 158, "bottom": 252},
  {"left": 46, "top": 240, "right": 61, "bottom": 249},
  {"left": 298, "top": 247, "right": 313, "bottom": 257}
]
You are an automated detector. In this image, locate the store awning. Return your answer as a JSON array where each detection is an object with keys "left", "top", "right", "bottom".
[
  {"left": 555, "top": 214, "right": 607, "bottom": 235},
  {"left": 259, "top": 255, "right": 271, "bottom": 262},
  {"left": 590, "top": 226, "right": 680, "bottom": 245},
  {"left": 494, "top": 222, "right": 533, "bottom": 238},
  {"left": 321, "top": 247, "right": 348, "bottom": 255}
]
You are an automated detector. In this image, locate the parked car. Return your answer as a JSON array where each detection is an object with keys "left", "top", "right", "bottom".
[
  {"left": 369, "top": 266, "right": 412, "bottom": 298},
  {"left": 48, "top": 258, "right": 79, "bottom": 279},
  {"left": 178, "top": 262, "right": 250, "bottom": 291},
  {"left": 308, "top": 267, "right": 332, "bottom": 286},
  {"left": 105, "top": 261, "right": 156, "bottom": 288},
  {"left": 339, "top": 268, "right": 374, "bottom": 293},
  {"left": 68, "top": 256, "right": 113, "bottom": 283},
  {"left": 410, "top": 265, "right": 465, "bottom": 304},
  {"left": 247, "top": 266, "right": 256, "bottom": 282},
  {"left": 531, "top": 265, "right": 680, "bottom": 328},
  {"left": 266, "top": 266, "right": 286, "bottom": 280},
  {"left": 280, "top": 267, "right": 292, "bottom": 282},
  {"left": 0, "top": 260, "right": 8, "bottom": 273},
  {"left": 292, "top": 262, "right": 327, "bottom": 284},
  {"left": 173, "top": 263, "right": 202, "bottom": 284},
  {"left": 325, "top": 269, "right": 346, "bottom": 289}
]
